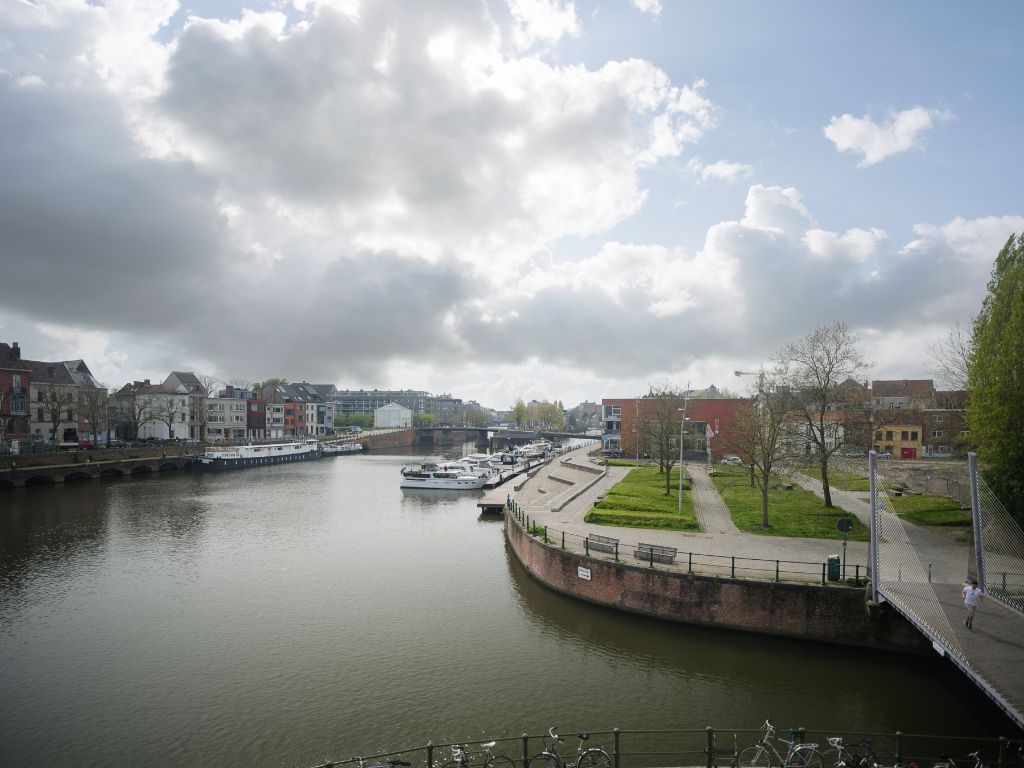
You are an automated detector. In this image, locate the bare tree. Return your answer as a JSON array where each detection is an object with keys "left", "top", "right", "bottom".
[
  {"left": 80, "top": 385, "right": 109, "bottom": 445},
  {"left": 41, "top": 387, "right": 76, "bottom": 446},
  {"left": 731, "top": 377, "right": 796, "bottom": 528},
  {"left": 641, "top": 385, "right": 687, "bottom": 497},
  {"left": 116, "top": 389, "right": 156, "bottom": 441},
  {"left": 153, "top": 396, "right": 185, "bottom": 440},
  {"left": 775, "top": 321, "right": 870, "bottom": 508},
  {"left": 928, "top": 321, "right": 973, "bottom": 390}
]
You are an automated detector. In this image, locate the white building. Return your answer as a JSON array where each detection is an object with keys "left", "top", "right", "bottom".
[
  {"left": 374, "top": 402, "right": 412, "bottom": 428},
  {"left": 206, "top": 393, "right": 248, "bottom": 442}
]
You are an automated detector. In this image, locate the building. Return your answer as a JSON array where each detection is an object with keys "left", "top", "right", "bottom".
[
  {"left": 872, "top": 421, "right": 923, "bottom": 459},
  {"left": 601, "top": 396, "right": 749, "bottom": 462},
  {"left": 332, "top": 389, "right": 432, "bottom": 418},
  {"left": 374, "top": 402, "right": 412, "bottom": 428},
  {"left": 0, "top": 342, "right": 31, "bottom": 443},
  {"left": 206, "top": 388, "right": 249, "bottom": 443},
  {"left": 116, "top": 371, "right": 207, "bottom": 441},
  {"left": 870, "top": 379, "right": 935, "bottom": 412}
]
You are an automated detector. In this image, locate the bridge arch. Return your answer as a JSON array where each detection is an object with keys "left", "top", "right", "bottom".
[
  {"left": 0, "top": 477, "right": 14, "bottom": 489},
  {"left": 130, "top": 465, "right": 154, "bottom": 475},
  {"left": 24, "top": 474, "right": 56, "bottom": 486},
  {"left": 99, "top": 468, "right": 125, "bottom": 479},
  {"left": 160, "top": 462, "right": 180, "bottom": 471},
  {"left": 64, "top": 471, "right": 93, "bottom": 483}
]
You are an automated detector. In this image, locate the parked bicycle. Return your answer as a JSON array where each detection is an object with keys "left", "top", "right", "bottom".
[
  {"left": 528, "top": 726, "right": 612, "bottom": 768},
  {"left": 822, "top": 737, "right": 877, "bottom": 768},
  {"left": 439, "top": 741, "right": 516, "bottom": 768},
  {"left": 933, "top": 752, "right": 986, "bottom": 768},
  {"left": 738, "top": 721, "right": 822, "bottom": 768}
]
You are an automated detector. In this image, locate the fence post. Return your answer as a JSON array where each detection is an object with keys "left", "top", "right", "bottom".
[
  {"left": 522, "top": 735, "right": 530, "bottom": 768},
  {"left": 999, "top": 736, "right": 1007, "bottom": 768},
  {"left": 562, "top": 531, "right": 565, "bottom": 549},
  {"left": 427, "top": 743, "right": 433, "bottom": 768},
  {"left": 585, "top": 538, "right": 590, "bottom": 557},
  {"left": 614, "top": 541, "right": 619, "bottom": 562},
  {"left": 650, "top": 549, "right": 654, "bottom": 568},
  {"left": 614, "top": 728, "right": 621, "bottom": 768},
  {"left": 543, "top": 525, "right": 547, "bottom": 542},
  {"left": 706, "top": 727, "right": 715, "bottom": 768},
  {"left": 731, "top": 556, "right": 735, "bottom": 578},
  {"left": 821, "top": 562, "right": 826, "bottom": 585},
  {"left": 688, "top": 552, "right": 693, "bottom": 574},
  {"left": 775, "top": 560, "right": 780, "bottom": 582},
  {"left": 895, "top": 732, "right": 903, "bottom": 767}
]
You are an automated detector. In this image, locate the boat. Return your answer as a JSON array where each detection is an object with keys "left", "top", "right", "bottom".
[
  {"left": 193, "top": 439, "right": 322, "bottom": 470},
  {"left": 458, "top": 454, "right": 499, "bottom": 476},
  {"left": 322, "top": 442, "right": 363, "bottom": 455},
  {"left": 400, "top": 462, "right": 488, "bottom": 490}
]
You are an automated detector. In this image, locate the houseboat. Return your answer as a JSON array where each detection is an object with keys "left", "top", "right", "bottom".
[{"left": 193, "top": 439, "right": 322, "bottom": 470}]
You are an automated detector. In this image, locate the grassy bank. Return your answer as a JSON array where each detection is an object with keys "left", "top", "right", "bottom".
[
  {"left": 888, "top": 494, "right": 972, "bottom": 526},
  {"left": 585, "top": 465, "right": 699, "bottom": 531},
  {"left": 710, "top": 466, "right": 869, "bottom": 540}
]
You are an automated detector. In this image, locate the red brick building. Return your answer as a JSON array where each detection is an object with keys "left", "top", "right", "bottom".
[
  {"left": 601, "top": 396, "right": 750, "bottom": 461},
  {"left": 1, "top": 342, "right": 31, "bottom": 442}
]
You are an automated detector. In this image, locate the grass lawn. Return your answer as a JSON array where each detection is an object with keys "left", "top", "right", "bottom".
[
  {"left": 710, "top": 466, "right": 869, "bottom": 540},
  {"left": 585, "top": 465, "right": 699, "bottom": 531},
  {"left": 888, "top": 494, "right": 972, "bottom": 526}
]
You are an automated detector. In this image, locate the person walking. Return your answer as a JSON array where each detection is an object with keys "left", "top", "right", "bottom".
[{"left": 962, "top": 578, "right": 983, "bottom": 630}]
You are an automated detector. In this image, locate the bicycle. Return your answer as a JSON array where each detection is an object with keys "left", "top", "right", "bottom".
[
  {"left": 439, "top": 741, "right": 517, "bottom": 768},
  {"left": 527, "top": 726, "right": 612, "bottom": 768},
  {"left": 738, "top": 721, "right": 822, "bottom": 768},
  {"left": 933, "top": 752, "right": 986, "bottom": 768},
  {"left": 822, "top": 738, "right": 877, "bottom": 768}
]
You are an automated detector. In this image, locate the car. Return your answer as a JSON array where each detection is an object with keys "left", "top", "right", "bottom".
[
  {"left": 876, "top": 452, "right": 892, "bottom": 459},
  {"left": 720, "top": 454, "right": 743, "bottom": 466},
  {"left": 348, "top": 426, "right": 363, "bottom": 434},
  {"left": 107, "top": 439, "right": 129, "bottom": 449}
]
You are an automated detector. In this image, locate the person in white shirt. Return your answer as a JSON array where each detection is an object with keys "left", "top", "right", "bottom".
[{"left": 962, "top": 579, "right": 983, "bottom": 630}]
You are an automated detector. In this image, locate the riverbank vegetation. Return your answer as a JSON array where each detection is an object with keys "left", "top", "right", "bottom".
[
  {"left": 710, "top": 466, "right": 868, "bottom": 540},
  {"left": 585, "top": 465, "right": 699, "bottom": 530}
]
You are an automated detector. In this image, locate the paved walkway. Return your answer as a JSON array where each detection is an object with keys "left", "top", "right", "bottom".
[{"left": 514, "top": 448, "right": 870, "bottom": 580}]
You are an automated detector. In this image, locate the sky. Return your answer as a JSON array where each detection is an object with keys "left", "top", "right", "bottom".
[{"left": 1, "top": 0, "right": 1022, "bottom": 410}]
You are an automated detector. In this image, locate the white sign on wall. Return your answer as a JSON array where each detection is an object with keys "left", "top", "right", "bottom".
[{"left": 578, "top": 566, "right": 591, "bottom": 581}]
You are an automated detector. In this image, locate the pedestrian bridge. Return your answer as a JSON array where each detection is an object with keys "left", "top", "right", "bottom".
[{"left": 870, "top": 452, "right": 1024, "bottom": 729}]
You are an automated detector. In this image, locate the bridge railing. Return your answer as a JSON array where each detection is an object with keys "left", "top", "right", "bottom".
[{"left": 310, "top": 726, "right": 1024, "bottom": 768}]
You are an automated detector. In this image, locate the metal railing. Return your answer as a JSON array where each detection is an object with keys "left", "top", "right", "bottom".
[
  {"left": 507, "top": 499, "right": 867, "bottom": 587},
  {"left": 310, "top": 726, "right": 1024, "bottom": 768}
]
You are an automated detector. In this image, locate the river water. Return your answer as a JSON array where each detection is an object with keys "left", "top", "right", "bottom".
[{"left": 0, "top": 448, "right": 1015, "bottom": 767}]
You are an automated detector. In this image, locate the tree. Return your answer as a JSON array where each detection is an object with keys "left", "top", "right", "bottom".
[
  {"left": 511, "top": 399, "right": 528, "bottom": 428},
  {"left": 115, "top": 388, "right": 156, "bottom": 441},
  {"left": 80, "top": 385, "right": 109, "bottom": 445},
  {"left": 775, "top": 321, "right": 870, "bottom": 508},
  {"left": 730, "top": 376, "right": 795, "bottom": 528},
  {"left": 967, "top": 233, "right": 1024, "bottom": 523},
  {"left": 412, "top": 412, "right": 436, "bottom": 428},
  {"left": 929, "top": 321, "right": 973, "bottom": 391},
  {"left": 253, "top": 377, "right": 288, "bottom": 391},
  {"left": 153, "top": 396, "right": 185, "bottom": 440},
  {"left": 641, "top": 385, "right": 687, "bottom": 497},
  {"left": 41, "top": 387, "right": 76, "bottom": 446}
]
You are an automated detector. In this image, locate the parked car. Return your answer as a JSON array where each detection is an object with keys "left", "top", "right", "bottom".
[
  {"left": 876, "top": 452, "right": 892, "bottom": 459},
  {"left": 348, "top": 426, "right": 363, "bottom": 434},
  {"left": 720, "top": 454, "right": 743, "bottom": 466},
  {"left": 107, "top": 439, "right": 129, "bottom": 449}
]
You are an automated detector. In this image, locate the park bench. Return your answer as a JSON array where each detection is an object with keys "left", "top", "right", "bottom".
[
  {"left": 634, "top": 542, "right": 678, "bottom": 565},
  {"left": 586, "top": 533, "right": 619, "bottom": 554}
]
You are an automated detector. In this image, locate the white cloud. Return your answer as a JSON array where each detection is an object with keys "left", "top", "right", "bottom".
[
  {"left": 687, "top": 157, "right": 754, "bottom": 183},
  {"left": 507, "top": 0, "right": 580, "bottom": 49},
  {"left": 630, "top": 0, "right": 662, "bottom": 17},
  {"left": 824, "top": 105, "right": 951, "bottom": 166}
]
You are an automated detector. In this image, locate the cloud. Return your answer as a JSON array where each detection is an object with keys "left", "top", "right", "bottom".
[
  {"left": 687, "top": 157, "right": 754, "bottom": 183},
  {"left": 630, "top": 0, "right": 663, "bottom": 17},
  {"left": 507, "top": 0, "right": 580, "bottom": 48},
  {"left": 824, "top": 106, "right": 951, "bottom": 166}
]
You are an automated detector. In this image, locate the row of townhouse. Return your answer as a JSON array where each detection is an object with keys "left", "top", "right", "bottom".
[
  {"left": 1, "top": 341, "right": 107, "bottom": 447},
  {"left": 599, "top": 378, "right": 971, "bottom": 463}
]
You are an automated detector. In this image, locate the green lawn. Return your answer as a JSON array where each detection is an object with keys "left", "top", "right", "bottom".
[
  {"left": 888, "top": 494, "right": 972, "bottom": 526},
  {"left": 585, "top": 465, "right": 699, "bottom": 531},
  {"left": 710, "top": 466, "right": 869, "bottom": 540}
]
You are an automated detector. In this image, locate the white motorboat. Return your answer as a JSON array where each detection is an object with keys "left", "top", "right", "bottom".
[
  {"left": 400, "top": 462, "right": 488, "bottom": 490},
  {"left": 322, "top": 442, "right": 363, "bottom": 455},
  {"left": 458, "top": 454, "right": 498, "bottom": 476}
]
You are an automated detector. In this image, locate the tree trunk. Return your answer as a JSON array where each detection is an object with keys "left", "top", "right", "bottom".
[
  {"left": 761, "top": 483, "right": 770, "bottom": 528},
  {"left": 820, "top": 456, "right": 834, "bottom": 508},
  {"left": 664, "top": 465, "right": 673, "bottom": 496}
]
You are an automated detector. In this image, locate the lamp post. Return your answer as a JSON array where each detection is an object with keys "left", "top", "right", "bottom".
[{"left": 677, "top": 413, "right": 690, "bottom": 516}]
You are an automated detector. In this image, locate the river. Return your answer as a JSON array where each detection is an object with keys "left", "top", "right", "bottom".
[{"left": 0, "top": 448, "right": 1016, "bottom": 767}]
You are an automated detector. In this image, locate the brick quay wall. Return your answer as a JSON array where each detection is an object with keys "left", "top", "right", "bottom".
[{"left": 505, "top": 509, "right": 930, "bottom": 652}]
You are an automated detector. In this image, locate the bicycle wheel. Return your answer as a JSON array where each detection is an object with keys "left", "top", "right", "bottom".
[
  {"left": 576, "top": 748, "right": 611, "bottom": 768},
  {"left": 821, "top": 750, "right": 842, "bottom": 768},
  {"left": 529, "top": 754, "right": 560, "bottom": 768},
  {"left": 487, "top": 757, "right": 517, "bottom": 768},
  {"left": 790, "top": 748, "right": 823, "bottom": 768},
  {"left": 739, "top": 746, "right": 773, "bottom": 768}
]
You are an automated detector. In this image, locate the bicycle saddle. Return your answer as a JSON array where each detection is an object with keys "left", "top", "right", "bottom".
[{"left": 580, "top": 734, "right": 590, "bottom": 741}]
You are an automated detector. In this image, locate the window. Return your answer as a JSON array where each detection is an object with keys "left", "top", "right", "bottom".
[
  {"left": 901, "top": 431, "right": 909, "bottom": 441},
  {"left": 885, "top": 431, "right": 893, "bottom": 440},
  {"left": 933, "top": 415, "right": 943, "bottom": 422},
  {"left": 932, "top": 430, "right": 944, "bottom": 438},
  {"left": 37, "top": 407, "right": 44, "bottom": 421},
  {"left": 66, "top": 408, "right": 74, "bottom": 420},
  {"left": 874, "top": 431, "right": 882, "bottom": 440},
  {"left": 37, "top": 389, "right": 44, "bottom": 401},
  {"left": 911, "top": 431, "right": 918, "bottom": 441},
  {"left": 12, "top": 374, "right": 21, "bottom": 391}
]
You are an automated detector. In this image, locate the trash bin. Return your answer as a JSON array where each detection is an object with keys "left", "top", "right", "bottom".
[{"left": 827, "top": 554, "right": 841, "bottom": 581}]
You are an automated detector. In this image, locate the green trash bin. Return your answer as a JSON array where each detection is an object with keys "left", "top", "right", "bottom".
[{"left": 827, "top": 554, "right": 841, "bottom": 581}]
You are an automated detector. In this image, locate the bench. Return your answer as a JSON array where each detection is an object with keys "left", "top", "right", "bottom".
[
  {"left": 586, "top": 533, "right": 619, "bottom": 554},
  {"left": 634, "top": 542, "right": 678, "bottom": 565}
]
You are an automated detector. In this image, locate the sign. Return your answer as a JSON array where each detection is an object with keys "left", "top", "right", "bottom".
[
  {"left": 837, "top": 517, "right": 853, "bottom": 533},
  {"left": 577, "top": 566, "right": 591, "bottom": 581}
]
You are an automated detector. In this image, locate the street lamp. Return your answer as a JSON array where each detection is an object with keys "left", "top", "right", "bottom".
[{"left": 678, "top": 408, "right": 690, "bottom": 516}]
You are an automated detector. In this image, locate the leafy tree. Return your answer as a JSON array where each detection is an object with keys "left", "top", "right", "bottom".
[
  {"left": 775, "top": 321, "right": 870, "bottom": 508},
  {"left": 511, "top": 399, "right": 528, "bottom": 428},
  {"left": 412, "top": 412, "right": 436, "bottom": 428},
  {"left": 967, "top": 233, "right": 1024, "bottom": 522},
  {"left": 641, "top": 385, "right": 687, "bottom": 496}
]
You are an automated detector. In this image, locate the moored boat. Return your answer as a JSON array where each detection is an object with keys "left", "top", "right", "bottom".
[
  {"left": 193, "top": 439, "right": 322, "bottom": 470},
  {"left": 322, "top": 442, "right": 363, "bottom": 455},
  {"left": 400, "top": 462, "right": 488, "bottom": 490}
]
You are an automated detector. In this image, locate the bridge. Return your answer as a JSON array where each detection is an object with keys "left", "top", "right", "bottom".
[
  {"left": 869, "top": 451, "right": 1024, "bottom": 729},
  {"left": 0, "top": 453, "right": 194, "bottom": 488}
]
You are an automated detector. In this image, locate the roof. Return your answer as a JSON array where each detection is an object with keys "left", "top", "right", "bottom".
[
  {"left": 0, "top": 343, "right": 30, "bottom": 373},
  {"left": 870, "top": 379, "right": 934, "bottom": 399},
  {"left": 64, "top": 360, "right": 100, "bottom": 388},
  {"left": 22, "top": 359, "right": 76, "bottom": 386}
]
